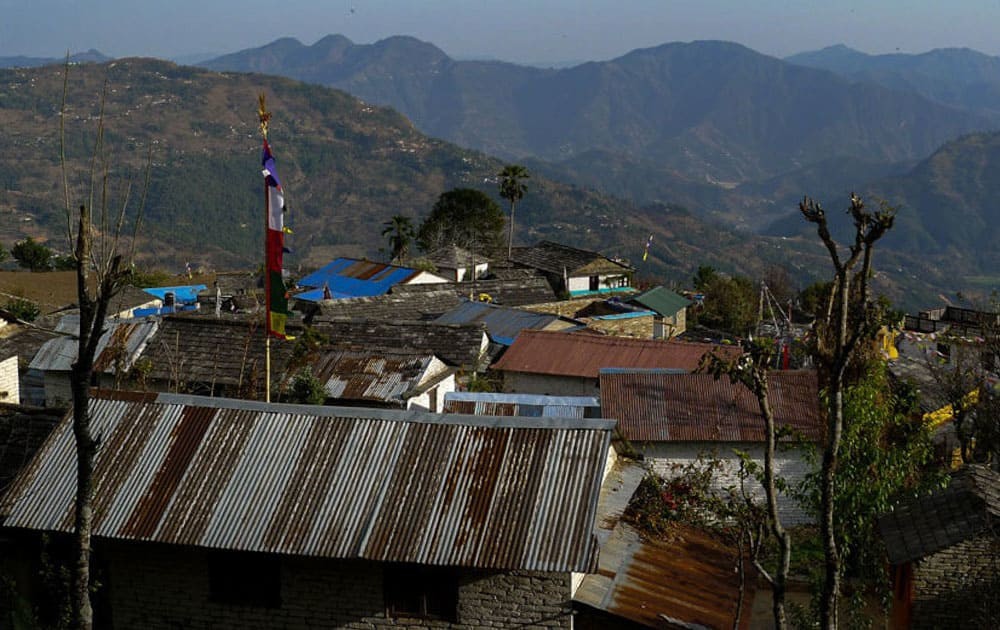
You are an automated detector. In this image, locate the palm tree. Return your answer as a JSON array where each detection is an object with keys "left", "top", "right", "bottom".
[
  {"left": 498, "top": 164, "right": 529, "bottom": 261},
  {"left": 381, "top": 215, "right": 415, "bottom": 264}
]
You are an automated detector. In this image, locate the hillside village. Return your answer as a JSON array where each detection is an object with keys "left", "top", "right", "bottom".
[{"left": 0, "top": 202, "right": 998, "bottom": 628}]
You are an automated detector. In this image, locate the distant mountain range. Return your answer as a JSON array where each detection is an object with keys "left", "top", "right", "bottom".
[
  {"left": 0, "top": 49, "right": 110, "bottom": 68},
  {"left": 200, "top": 36, "right": 998, "bottom": 186},
  {"left": 0, "top": 58, "right": 817, "bottom": 296},
  {"left": 786, "top": 44, "right": 1000, "bottom": 115},
  {"left": 1, "top": 41, "right": 997, "bottom": 306}
]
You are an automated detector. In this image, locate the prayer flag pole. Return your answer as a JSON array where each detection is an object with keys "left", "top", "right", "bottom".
[{"left": 258, "top": 94, "right": 272, "bottom": 402}]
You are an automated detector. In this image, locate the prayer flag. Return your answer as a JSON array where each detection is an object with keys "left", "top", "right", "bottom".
[
  {"left": 263, "top": 139, "right": 291, "bottom": 339},
  {"left": 642, "top": 234, "right": 653, "bottom": 261}
]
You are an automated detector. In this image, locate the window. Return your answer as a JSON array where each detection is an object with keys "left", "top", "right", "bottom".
[
  {"left": 384, "top": 564, "right": 459, "bottom": 622},
  {"left": 208, "top": 551, "right": 281, "bottom": 608},
  {"left": 589, "top": 275, "right": 600, "bottom": 291}
]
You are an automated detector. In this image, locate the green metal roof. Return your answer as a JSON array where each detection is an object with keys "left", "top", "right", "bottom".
[{"left": 629, "top": 286, "right": 690, "bottom": 316}]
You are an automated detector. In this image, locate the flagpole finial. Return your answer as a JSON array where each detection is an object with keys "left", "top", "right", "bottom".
[{"left": 258, "top": 93, "right": 271, "bottom": 138}]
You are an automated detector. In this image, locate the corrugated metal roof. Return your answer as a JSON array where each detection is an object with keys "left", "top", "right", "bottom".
[
  {"left": 574, "top": 522, "right": 754, "bottom": 630},
  {"left": 444, "top": 392, "right": 600, "bottom": 419},
  {"left": 628, "top": 286, "right": 691, "bottom": 317},
  {"left": 297, "top": 258, "right": 445, "bottom": 301},
  {"left": 599, "top": 369, "right": 823, "bottom": 442},
  {"left": 1, "top": 392, "right": 613, "bottom": 572},
  {"left": 28, "top": 319, "right": 159, "bottom": 374},
  {"left": 435, "top": 301, "right": 579, "bottom": 346},
  {"left": 492, "top": 330, "right": 740, "bottom": 378},
  {"left": 304, "top": 349, "right": 450, "bottom": 406}
]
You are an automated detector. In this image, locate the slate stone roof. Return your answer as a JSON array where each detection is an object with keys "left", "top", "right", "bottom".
[
  {"left": 303, "top": 287, "right": 462, "bottom": 323},
  {"left": 879, "top": 465, "right": 1000, "bottom": 564},
  {"left": 310, "top": 317, "right": 490, "bottom": 369},
  {"left": 423, "top": 244, "right": 484, "bottom": 269},
  {"left": 0, "top": 325, "right": 62, "bottom": 368},
  {"left": 509, "top": 241, "right": 633, "bottom": 276},
  {"left": 109, "top": 285, "right": 161, "bottom": 315},
  {"left": 376, "top": 278, "right": 557, "bottom": 309},
  {"left": 136, "top": 315, "right": 299, "bottom": 389},
  {"left": 434, "top": 300, "right": 581, "bottom": 345}
]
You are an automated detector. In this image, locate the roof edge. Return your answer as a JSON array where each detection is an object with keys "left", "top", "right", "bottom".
[{"left": 148, "top": 392, "right": 618, "bottom": 431}]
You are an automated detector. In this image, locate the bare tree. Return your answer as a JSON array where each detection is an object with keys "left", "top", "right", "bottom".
[
  {"left": 60, "top": 60, "right": 148, "bottom": 630},
  {"left": 704, "top": 340, "right": 792, "bottom": 629},
  {"left": 799, "top": 194, "right": 894, "bottom": 629}
]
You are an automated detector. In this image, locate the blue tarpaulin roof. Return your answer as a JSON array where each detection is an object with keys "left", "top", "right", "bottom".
[
  {"left": 142, "top": 285, "right": 206, "bottom": 304},
  {"left": 296, "top": 258, "right": 426, "bottom": 301}
]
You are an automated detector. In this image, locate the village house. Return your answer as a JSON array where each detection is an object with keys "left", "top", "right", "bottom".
[
  {"left": 599, "top": 368, "right": 824, "bottom": 525},
  {"left": 309, "top": 317, "right": 493, "bottom": 373},
  {"left": 509, "top": 241, "right": 634, "bottom": 297},
  {"left": 293, "top": 258, "right": 449, "bottom": 303},
  {"left": 0, "top": 391, "right": 614, "bottom": 629},
  {"left": 434, "top": 300, "right": 584, "bottom": 346},
  {"left": 625, "top": 286, "right": 690, "bottom": 338},
  {"left": 879, "top": 465, "right": 1000, "bottom": 628},
  {"left": 29, "top": 316, "right": 159, "bottom": 407},
  {"left": 444, "top": 391, "right": 601, "bottom": 419},
  {"left": 132, "top": 314, "right": 298, "bottom": 398},
  {"left": 490, "top": 329, "right": 739, "bottom": 396},
  {"left": 291, "top": 348, "right": 456, "bottom": 411},
  {"left": 298, "top": 286, "right": 463, "bottom": 322},
  {"left": 422, "top": 244, "right": 489, "bottom": 283}
]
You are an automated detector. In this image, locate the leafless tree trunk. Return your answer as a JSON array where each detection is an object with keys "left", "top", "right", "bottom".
[
  {"left": 799, "top": 194, "right": 893, "bottom": 629},
  {"left": 706, "top": 344, "right": 791, "bottom": 629},
  {"left": 61, "top": 59, "right": 148, "bottom": 630}
]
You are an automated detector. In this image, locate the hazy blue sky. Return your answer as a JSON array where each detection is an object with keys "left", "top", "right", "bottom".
[{"left": 3, "top": 0, "right": 1000, "bottom": 63}]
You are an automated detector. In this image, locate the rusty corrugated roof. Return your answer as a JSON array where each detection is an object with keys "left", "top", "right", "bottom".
[
  {"left": 29, "top": 319, "right": 159, "bottom": 374},
  {"left": 574, "top": 522, "right": 754, "bottom": 630},
  {"left": 304, "top": 349, "right": 451, "bottom": 406},
  {"left": 1, "top": 392, "right": 612, "bottom": 572},
  {"left": 600, "top": 369, "right": 823, "bottom": 442},
  {"left": 492, "top": 329, "right": 740, "bottom": 378}
]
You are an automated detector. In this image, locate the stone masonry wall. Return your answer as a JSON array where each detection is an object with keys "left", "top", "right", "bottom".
[
  {"left": 911, "top": 533, "right": 1000, "bottom": 628},
  {"left": 0, "top": 356, "right": 20, "bottom": 405},
  {"left": 107, "top": 543, "right": 573, "bottom": 630}
]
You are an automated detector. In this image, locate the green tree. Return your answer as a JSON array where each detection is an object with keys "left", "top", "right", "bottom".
[
  {"left": 796, "top": 362, "right": 939, "bottom": 626},
  {"left": 287, "top": 368, "right": 326, "bottom": 405},
  {"left": 498, "top": 164, "right": 529, "bottom": 261},
  {"left": 799, "top": 194, "right": 894, "bottom": 629},
  {"left": 381, "top": 214, "right": 416, "bottom": 264},
  {"left": 693, "top": 265, "right": 718, "bottom": 291},
  {"left": 700, "top": 274, "right": 758, "bottom": 336},
  {"left": 417, "top": 188, "right": 506, "bottom": 256},
  {"left": 11, "top": 237, "right": 53, "bottom": 271}
]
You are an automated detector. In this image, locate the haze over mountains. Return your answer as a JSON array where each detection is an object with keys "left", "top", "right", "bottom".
[{"left": 0, "top": 36, "right": 997, "bottom": 306}]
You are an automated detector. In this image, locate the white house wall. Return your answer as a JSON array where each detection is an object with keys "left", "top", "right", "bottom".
[
  {"left": 501, "top": 372, "right": 599, "bottom": 397},
  {"left": 640, "top": 442, "right": 814, "bottom": 525}
]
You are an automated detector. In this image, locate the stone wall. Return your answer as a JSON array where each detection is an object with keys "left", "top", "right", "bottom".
[
  {"left": 107, "top": 542, "right": 574, "bottom": 629},
  {"left": 0, "top": 356, "right": 20, "bottom": 405},
  {"left": 911, "top": 533, "right": 1000, "bottom": 628},
  {"left": 580, "top": 315, "right": 654, "bottom": 339}
]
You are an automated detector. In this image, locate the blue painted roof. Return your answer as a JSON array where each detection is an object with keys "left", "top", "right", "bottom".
[
  {"left": 296, "top": 258, "right": 426, "bottom": 301},
  {"left": 142, "top": 285, "right": 207, "bottom": 304},
  {"left": 434, "top": 300, "right": 578, "bottom": 346}
]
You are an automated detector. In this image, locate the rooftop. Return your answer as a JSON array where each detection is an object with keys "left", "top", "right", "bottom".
[
  {"left": 300, "top": 349, "right": 452, "bottom": 407},
  {"left": 1, "top": 391, "right": 613, "bottom": 572},
  {"left": 628, "top": 286, "right": 691, "bottom": 317},
  {"left": 879, "top": 465, "right": 1000, "bottom": 564},
  {"left": 444, "top": 392, "right": 601, "bottom": 419},
  {"left": 492, "top": 329, "right": 740, "bottom": 378},
  {"left": 509, "top": 241, "right": 633, "bottom": 276},
  {"left": 296, "top": 258, "right": 445, "bottom": 301},
  {"left": 434, "top": 300, "right": 582, "bottom": 345},
  {"left": 600, "top": 369, "right": 824, "bottom": 442}
]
